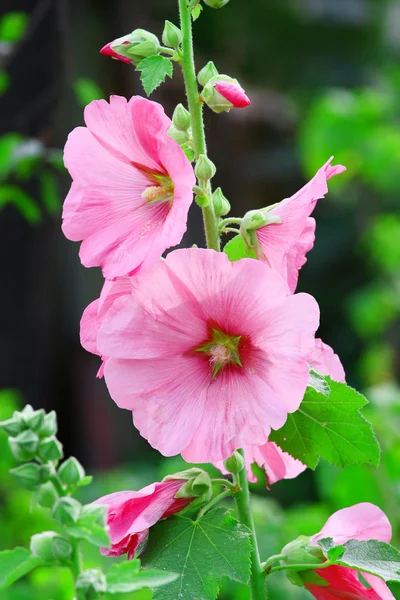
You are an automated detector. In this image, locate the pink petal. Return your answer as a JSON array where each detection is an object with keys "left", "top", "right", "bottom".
[
  {"left": 214, "top": 81, "right": 251, "bottom": 108},
  {"left": 286, "top": 217, "right": 316, "bottom": 293},
  {"left": 364, "top": 574, "right": 395, "bottom": 600},
  {"left": 100, "top": 42, "right": 131, "bottom": 64},
  {"left": 308, "top": 338, "right": 346, "bottom": 383},
  {"left": 308, "top": 565, "right": 384, "bottom": 599}
]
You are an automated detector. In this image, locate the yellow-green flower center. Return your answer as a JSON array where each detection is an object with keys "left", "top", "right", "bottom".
[{"left": 196, "top": 329, "right": 242, "bottom": 378}]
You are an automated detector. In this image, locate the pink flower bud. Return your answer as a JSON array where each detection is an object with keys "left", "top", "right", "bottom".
[
  {"left": 100, "top": 41, "right": 131, "bottom": 64},
  {"left": 214, "top": 81, "right": 251, "bottom": 108}
]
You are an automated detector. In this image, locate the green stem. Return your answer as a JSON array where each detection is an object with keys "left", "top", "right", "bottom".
[
  {"left": 197, "top": 489, "right": 233, "bottom": 520},
  {"left": 234, "top": 450, "right": 266, "bottom": 600},
  {"left": 268, "top": 561, "right": 332, "bottom": 575},
  {"left": 178, "top": 0, "right": 220, "bottom": 251},
  {"left": 219, "top": 217, "right": 242, "bottom": 229},
  {"left": 70, "top": 540, "right": 83, "bottom": 579},
  {"left": 212, "top": 478, "right": 238, "bottom": 491},
  {"left": 261, "top": 553, "right": 287, "bottom": 570}
]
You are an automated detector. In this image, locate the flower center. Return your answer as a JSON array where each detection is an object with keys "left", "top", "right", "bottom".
[
  {"left": 141, "top": 184, "right": 172, "bottom": 203},
  {"left": 196, "top": 328, "right": 242, "bottom": 378}
]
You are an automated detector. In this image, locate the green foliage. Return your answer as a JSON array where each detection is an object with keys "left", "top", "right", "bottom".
[
  {"left": 0, "top": 548, "right": 42, "bottom": 590},
  {"left": 0, "top": 12, "right": 28, "bottom": 43},
  {"left": 137, "top": 56, "right": 173, "bottom": 96},
  {"left": 192, "top": 4, "right": 203, "bottom": 20},
  {"left": 141, "top": 508, "right": 252, "bottom": 600},
  {"left": 348, "top": 283, "right": 398, "bottom": 338},
  {"left": 106, "top": 560, "right": 179, "bottom": 594},
  {"left": 74, "top": 78, "right": 104, "bottom": 107},
  {"left": 270, "top": 377, "right": 380, "bottom": 470},
  {"left": 223, "top": 235, "right": 257, "bottom": 261}
]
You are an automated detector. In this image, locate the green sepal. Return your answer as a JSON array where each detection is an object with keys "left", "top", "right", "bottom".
[
  {"left": 9, "top": 430, "right": 39, "bottom": 462},
  {"left": 39, "top": 411, "right": 57, "bottom": 437},
  {"left": 9, "top": 462, "right": 41, "bottom": 490},
  {"left": 198, "top": 61, "right": 218, "bottom": 87},
  {"left": 0, "top": 416, "right": 24, "bottom": 436},
  {"left": 58, "top": 456, "right": 85, "bottom": 486},
  {"left": 37, "top": 436, "right": 63, "bottom": 462},
  {"left": 30, "top": 531, "right": 72, "bottom": 563},
  {"left": 37, "top": 481, "right": 59, "bottom": 508},
  {"left": 52, "top": 497, "right": 81, "bottom": 526}
]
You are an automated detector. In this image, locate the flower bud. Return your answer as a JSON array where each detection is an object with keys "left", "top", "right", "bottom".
[
  {"left": 195, "top": 154, "right": 216, "bottom": 181},
  {"left": 166, "top": 468, "right": 213, "bottom": 503},
  {"left": 223, "top": 450, "right": 245, "bottom": 475},
  {"left": 58, "top": 457, "right": 85, "bottom": 486},
  {"left": 22, "top": 407, "right": 45, "bottom": 431},
  {"left": 100, "top": 30, "right": 160, "bottom": 65},
  {"left": 39, "top": 411, "right": 58, "bottom": 438},
  {"left": 52, "top": 497, "right": 81, "bottom": 526},
  {"left": 281, "top": 536, "right": 324, "bottom": 567},
  {"left": 212, "top": 187, "right": 231, "bottom": 217},
  {"left": 162, "top": 20, "right": 182, "bottom": 48},
  {"left": 75, "top": 569, "right": 107, "bottom": 600},
  {"left": 38, "top": 436, "right": 63, "bottom": 462},
  {"left": 168, "top": 125, "right": 189, "bottom": 145},
  {"left": 37, "top": 480, "right": 59, "bottom": 508},
  {"left": 9, "top": 430, "right": 39, "bottom": 462},
  {"left": 30, "top": 531, "right": 72, "bottom": 563},
  {"left": 10, "top": 462, "right": 41, "bottom": 490},
  {"left": 0, "top": 416, "right": 23, "bottom": 436},
  {"left": 203, "top": 0, "right": 230, "bottom": 8},
  {"left": 202, "top": 75, "right": 250, "bottom": 113},
  {"left": 79, "top": 504, "right": 108, "bottom": 528},
  {"left": 198, "top": 61, "right": 219, "bottom": 87},
  {"left": 172, "top": 104, "right": 191, "bottom": 131}
]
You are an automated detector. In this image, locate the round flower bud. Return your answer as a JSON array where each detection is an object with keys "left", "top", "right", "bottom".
[
  {"left": 162, "top": 20, "right": 183, "bottom": 48},
  {"left": 198, "top": 61, "right": 219, "bottom": 87},
  {"left": 22, "top": 408, "right": 45, "bottom": 431},
  {"left": 75, "top": 569, "right": 107, "bottom": 600},
  {"left": 58, "top": 456, "right": 86, "bottom": 486},
  {"left": 52, "top": 496, "right": 81, "bottom": 526},
  {"left": 100, "top": 30, "right": 160, "bottom": 65},
  {"left": 10, "top": 462, "right": 41, "bottom": 490},
  {"left": 212, "top": 187, "right": 231, "bottom": 217},
  {"left": 30, "top": 531, "right": 72, "bottom": 563},
  {"left": 37, "top": 436, "right": 63, "bottom": 462},
  {"left": 202, "top": 75, "right": 250, "bottom": 113},
  {"left": 172, "top": 104, "right": 191, "bottom": 131},
  {"left": 39, "top": 411, "right": 57, "bottom": 438},
  {"left": 168, "top": 125, "right": 189, "bottom": 145},
  {"left": 223, "top": 450, "right": 245, "bottom": 475},
  {"left": 37, "top": 481, "right": 59, "bottom": 509},
  {"left": 203, "top": 0, "right": 230, "bottom": 8},
  {"left": 195, "top": 154, "right": 216, "bottom": 181},
  {"left": 9, "top": 430, "right": 39, "bottom": 462},
  {"left": 0, "top": 416, "right": 23, "bottom": 436}
]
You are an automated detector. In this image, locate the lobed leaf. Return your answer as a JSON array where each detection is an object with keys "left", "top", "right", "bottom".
[
  {"left": 0, "top": 548, "right": 42, "bottom": 590},
  {"left": 137, "top": 56, "right": 173, "bottom": 96}
]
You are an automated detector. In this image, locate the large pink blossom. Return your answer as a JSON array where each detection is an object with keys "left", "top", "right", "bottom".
[
  {"left": 62, "top": 95, "right": 195, "bottom": 279},
  {"left": 93, "top": 479, "right": 193, "bottom": 559},
  {"left": 252, "top": 157, "right": 345, "bottom": 293},
  {"left": 90, "top": 248, "right": 319, "bottom": 462},
  {"left": 306, "top": 503, "right": 394, "bottom": 600}
]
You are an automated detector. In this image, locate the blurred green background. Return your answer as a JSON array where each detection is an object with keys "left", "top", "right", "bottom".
[{"left": 0, "top": 0, "right": 399, "bottom": 598}]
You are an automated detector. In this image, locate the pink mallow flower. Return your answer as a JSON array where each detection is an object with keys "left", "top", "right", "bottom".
[
  {"left": 307, "top": 503, "right": 394, "bottom": 599},
  {"left": 89, "top": 248, "right": 320, "bottom": 462},
  {"left": 93, "top": 479, "right": 193, "bottom": 559},
  {"left": 241, "top": 157, "right": 345, "bottom": 293},
  {"left": 214, "top": 81, "right": 251, "bottom": 108},
  {"left": 62, "top": 95, "right": 195, "bottom": 279}
]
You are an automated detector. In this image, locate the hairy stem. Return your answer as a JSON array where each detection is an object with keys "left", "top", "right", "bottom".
[
  {"left": 234, "top": 449, "right": 267, "bottom": 600},
  {"left": 178, "top": 0, "right": 220, "bottom": 251}
]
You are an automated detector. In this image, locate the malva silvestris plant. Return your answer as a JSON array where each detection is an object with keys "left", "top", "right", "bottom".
[{"left": 1, "top": 1, "right": 400, "bottom": 599}]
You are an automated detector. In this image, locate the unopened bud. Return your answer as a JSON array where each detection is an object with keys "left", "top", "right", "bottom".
[
  {"left": 52, "top": 497, "right": 81, "bottom": 526},
  {"left": 203, "top": 0, "right": 230, "bottom": 8},
  {"left": 22, "top": 407, "right": 45, "bottom": 431},
  {"left": 202, "top": 75, "right": 250, "bottom": 113},
  {"left": 10, "top": 462, "right": 41, "bottom": 490},
  {"left": 162, "top": 20, "right": 182, "bottom": 48},
  {"left": 168, "top": 125, "right": 189, "bottom": 145},
  {"left": 79, "top": 504, "right": 108, "bottom": 528},
  {"left": 38, "top": 436, "right": 63, "bottom": 462},
  {"left": 0, "top": 417, "right": 23, "bottom": 436},
  {"left": 195, "top": 154, "right": 216, "bottom": 181},
  {"left": 168, "top": 468, "right": 213, "bottom": 503},
  {"left": 172, "top": 103, "right": 191, "bottom": 131},
  {"left": 198, "top": 61, "right": 218, "bottom": 87},
  {"left": 37, "top": 481, "right": 59, "bottom": 508},
  {"left": 212, "top": 187, "right": 231, "bottom": 217},
  {"left": 30, "top": 531, "right": 72, "bottom": 563},
  {"left": 9, "top": 430, "right": 39, "bottom": 462},
  {"left": 281, "top": 536, "right": 324, "bottom": 567},
  {"left": 75, "top": 569, "right": 107, "bottom": 600},
  {"left": 58, "top": 457, "right": 85, "bottom": 487},
  {"left": 223, "top": 450, "right": 245, "bottom": 475},
  {"left": 39, "top": 411, "right": 58, "bottom": 438},
  {"left": 100, "top": 30, "right": 160, "bottom": 65}
]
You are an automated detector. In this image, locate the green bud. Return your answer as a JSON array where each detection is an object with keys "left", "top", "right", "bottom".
[
  {"left": 195, "top": 154, "right": 216, "bottom": 181},
  {"left": 52, "top": 497, "right": 81, "bottom": 526},
  {"left": 23, "top": 408, "right": 45, "bottom": 431},
  {"left": 0, "top": 416, "right": 23, "bottom": 436},
  {"left": 119, "top": 29, "right": 160, "bottom": 62},
  {"left": 201, "top": 74, "right": 244, "bottom": 114},
  {"left": 75, "top": 569, "right": 107, "bottom": 600},
  {"left": 39, "top": 463, "right": 53, "bottom": 483},
  {"left": 9, "top": 430, "right": 39, "bottom": 462},
  {"left": 198, "top": 61, "right": 219, "bottom": 87},
  {"left": 241, "top": 208, "right": 281, "bottom": 232},
  {"left": 162, "top": 20, "right": 182, "bottom": 48},
  {"left": 79, "top": 504, "right": 108, "bottom": 528},
  {"left": 30, "top": 531, "right": 72, "bottom": 562},
  {"left": 38, "top": 436, "right": 63, "bottom": 462},
  {"left": 172, "top": 103, "right": 191, "bottom": 131},
  {"left": 37, "top": 481, "right": 59, "bottom": 508},
  {"left": 10, "top": 462, "right": 41, "bottom": 490},
  {"left": 58, "top": 457, "right": 85, "bottom": 486},
  {"left": 195, "top": 193, "right": 210, "bottom": 208},
  {"left": 168, "top": 125, "right": 189, "bottom": 145},
  {"left": 212, "top": 187, "right": 231, "bottom": 217},
  {"left": 223, "top": 450, "right": 245, "bottom": 475},
  {"left": 281, "top": 536, "right": 324, "bottom": 567},
  {"left": 181, "top": 143, "right": 195, "bottom": 162},
  {"left": 203, "top": 0, "right": 230, "bottom": 8},
  {"left": 39, "top": 411, "right": 58, "bottom": 437},
  {"left": 169, "top": 469, "right": 213, "bottom": 503}
]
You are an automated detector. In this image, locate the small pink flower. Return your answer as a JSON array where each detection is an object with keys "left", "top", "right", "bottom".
[
  {"left": 252, "top": 157, "right": 345, "bottom": 293},
  {"left": 92, "top": 248, "right": 319, "bottom": 462},
  {"left": 62, "top": 95, "right": 195, "bottom": 279},
  {"left": 214, "top": 81, "right": 251, "bottom": 108},
  {"left": 307, "top": 503, "right": 394, "bottom": 600},
  {"left": 93, "top": 479, "right": 193, "bottom": 559},
  {"left": 100, "top": 41, "right": 131, "bottom": 64}
]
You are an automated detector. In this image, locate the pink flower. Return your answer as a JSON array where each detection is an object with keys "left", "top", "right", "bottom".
[
  {"left": 249, "top": 157, "right": 345, "bottom": 293},
  {"left": 62, "top": 96, "right": 195, "bottom": 279},
  {"left": 214, "top": 81, "right": 251, "bottom": 108},
  {"left": 100, "top": 40, "right": 131, "bottom": 64},
  {"left": 308, "top": 338, "right": 346, "bottom": 383},
  {"left": 93, "top": 248, "right": 319, "bottom": 462},
  {"left": 93, "top": 479, "right": 193, "bottom": 559},
  {"left": 307, "top": 503, "right": 394, "bottom": 600}
]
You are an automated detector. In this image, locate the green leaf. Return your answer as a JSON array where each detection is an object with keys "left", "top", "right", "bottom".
[
  {"left": 66, "top": 522, "right": 110, "bottom": 548},
  {"left": 270, "top": 377, "right": 380, "bottom": 470},
  {"left": 318, "top": 538, "right": 346, "bottom": 562},
  {"left": 0, "top": 12, "right": 28, "bottom": 43},
  {"left": 107, "top": 560, "right": 178, "bottom": 594},
  {"left": 0, "top": 548, "right": 42, "bottom": 590},
  {"left": 73, "top": 78, "right": 104, "bottom": 107},
  {"left": 0, "top": 185, "right": 41, "bottom": 224},
  {"left": 141, "top": 508, "right": 252, "bottom": 600},
  {"left": 136, "top": 56, "right": 173, "bottom": 96},
  {"left": 192, "top": 4, "right": 203, "bottom": 20},
  {"left": 40, "top": 171, "right": 59, "bottom": 215},
  {"left": 223, "top": 235, "right": 257, "bottom": 262},
  {"left": 308, "top": 369, "right": 330, "bottom": 396}
]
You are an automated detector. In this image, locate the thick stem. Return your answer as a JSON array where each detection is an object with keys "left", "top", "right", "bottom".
[
  {"left": 234, "top": 450, "right": 267, "bottom": 600},
  {"left": 178, "top": 0, "right": 220, "bottom": 251}
]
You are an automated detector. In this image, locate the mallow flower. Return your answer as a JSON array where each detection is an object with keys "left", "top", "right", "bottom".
[
  {"left": 62, "top": 95, "right": 195, "bottom": 279},
  {"left": 86, "top": 248, "right": 320, "bottom": 462}
]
